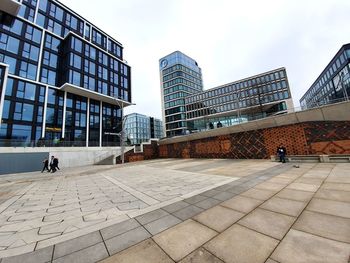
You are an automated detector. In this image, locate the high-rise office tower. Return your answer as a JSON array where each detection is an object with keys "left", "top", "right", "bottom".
[
  {"left": 159, "top": 51, "right": 203, "bottom": 137},
  {"left": 0, "top": 0, "right": 132, "bottom": 147}
]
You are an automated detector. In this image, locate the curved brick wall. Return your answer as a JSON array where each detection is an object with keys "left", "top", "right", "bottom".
[
  {"left": 158, "top": 121, "right": 350, "bottom": 159},
  {"left": 121, "top": 121, "right": 350, "bottom": 162}
]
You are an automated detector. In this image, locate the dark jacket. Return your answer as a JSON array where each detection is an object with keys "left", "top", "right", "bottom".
[
  {"left": 277, "top": 146, "right": 287, "bottom": 156},
  {"left": 53, "top": 158, "right": 59, "bottom": 167}
]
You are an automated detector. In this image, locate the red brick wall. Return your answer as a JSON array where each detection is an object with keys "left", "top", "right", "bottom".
[
  {"left": 120, "top": 121, "right": 350, "bottom": 163},
  {"left": 158, "top": 121, "right": 350, "bottom": 159}
]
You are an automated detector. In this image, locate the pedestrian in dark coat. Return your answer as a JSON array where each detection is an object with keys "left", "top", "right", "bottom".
[
  {"left": 277, "top": 145, "right": 287, "bottom": 163},
  {"left": 41, "top": 158, "right": 49, "bottom": 173},
  {"left": 49, "top": 156, "right": 56, "bottom": 173}
]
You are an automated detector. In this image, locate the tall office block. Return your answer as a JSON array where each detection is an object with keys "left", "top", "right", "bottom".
[
  {"left": 159, "top": 51, "right": 203, "bottom": 137},
  {"left": 0, "top": 0, "right": 132, "bottom": 147},
  {"left": 300, "top": 44, "right": 350, "bottom": 109},
  {"left": 124, "top": 113, "right": 163, "bottom": 145}
]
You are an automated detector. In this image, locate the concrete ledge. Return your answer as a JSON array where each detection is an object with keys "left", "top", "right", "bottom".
[{"left": 270, "top": 155, "right": 350, "bottom": 163}]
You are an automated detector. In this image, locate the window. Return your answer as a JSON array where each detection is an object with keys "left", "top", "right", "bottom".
[
  {"left": 16, "top": 81, "right": 36, "bottom": 100},
  {"left": 65, "top": 13, "right": 78, "bottom": 30},
  {"left": 36, "top": 13, "right": 46, "bottom": 27},
  {"left": 25, "top": 25, "right": 42, "bottom": 44},
  {"left": 3, "top": 19, "right": 23, "bottom": 36},
  {"left": 84, "top": 60, "right": 96, "bottom": 75},
  {"left": 43, "top": 51, "right": 58, "bottom": 68},
  {"left": 69, "top": 70, "right": 81, "bottom": 86},
  {"left": 45, "top": 34, "right": 60, "bottom": 52},
  {"left": 92, "top": 29, "right": 106, "bottom": 48},
  {"left": 12, "top": 125, "right": 32, "bottom": 141},
  {"left": 22, "top": 43, "right": 39, "bottom": 61},
  {"left": 47, "top": 19, "right": 62, "bottom": 36},
  {"left": 85, "top": 24, "right": 91, "bottom": 39},
  {"left": 85, "top": 44, "right": 96, "bottom": 60},
  {"left": 14, "top": 102, "right": 34, "bottom": 121},
  {"left": 0, "top": 34, "right": 20, "bottom": 54},
  {"left": 39, "top": 0, "right": 47, "bottom": 11},
  {"left": 83, "top": 75, "right": 95, "bottom": 90},
  {"left": 49, "top": 4, "right": 63, "bottom": 21},
  {"left": 19, "top": 62, "right": 37, "bottom": 80},
  {"left": 71, "top": 37, "right": 82, "bottom": 53},
  {"left": 41, "top": 68, "right": 56, "bottom": 85},
  {"left": 2, "top": 100, "right": 10, "bottom": 119},
  {"left": 70, "top": 54, "right": 81, "bottom": 69}
]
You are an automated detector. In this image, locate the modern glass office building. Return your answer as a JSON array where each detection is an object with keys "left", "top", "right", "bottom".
[
  {"left": 300, "top": 44, "right": 350, "bottom": 109},
  {"left": 159, "top": 51, "right": 203, "bottom": 137},
  {"left": 0, "top": 0, "right": 132, "bottom": 147},
  {"left": 185, "top": 68, "right": 294, "bottom": 131},
  {"left": 124, "top": 113, "right": 163, "bottom": 145}
]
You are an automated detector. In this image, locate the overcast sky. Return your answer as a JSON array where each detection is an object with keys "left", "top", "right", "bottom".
[{"left": 61, "top": 0, "right": 350, "bottom": 119}]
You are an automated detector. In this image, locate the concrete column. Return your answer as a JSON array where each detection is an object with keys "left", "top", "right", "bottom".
[
  {"left": 42, "top": 86, "right": 49, "bottom": 138},
  {"left": 86, "top": 98, "right": 90, "bottom": 147},
  {"left": 61, "top": 91, "right": 67, "bottom": 138},
  {"left": 99, "top": 101, "right": 103, "bottom": 147},
  {"left": 0, "top": 65, "right": 9, "bottom": 127}
]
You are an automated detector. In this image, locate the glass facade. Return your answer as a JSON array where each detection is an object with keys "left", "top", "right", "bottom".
[
  {"left": 300, "top": 44, "right": 350, "bottom": 109},
  {"left": 0, "top": 0, "right": 131, "bottom": 147},
  {"left": 159, "top": 51, "right": 203, "bottom": 137},
  {"left": 185, "top": 68, "right": 292, "bottom": 132},
  {"left": 124, "top": 113, "right": 163, "bottom": 145}
]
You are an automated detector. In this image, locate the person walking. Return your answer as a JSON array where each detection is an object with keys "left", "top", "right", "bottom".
[
  {"left": 276, "top": 144, "right": 287, "bottom": 163},
  {"left": 53, "top": 157, "right": 59, "bottom": 171},
  {"left": 49, "top": 156, "right": 56, "bottom": 173},
  {"left": 41, "top": 158, "right": 49, "bottom": 173}
]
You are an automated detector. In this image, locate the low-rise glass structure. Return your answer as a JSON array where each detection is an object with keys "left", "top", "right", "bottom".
[
  {"left": 124, "top": 113, "right": 163, "bottom": 145},
  {"left": 185, "top": 68, "right": 293, "bottom": 132},
  {"left": 300, "top": 44, "right": 350, "bottom": 109},
  {"left": 0, "top": 0, "right": 132, "bottom": 147}
]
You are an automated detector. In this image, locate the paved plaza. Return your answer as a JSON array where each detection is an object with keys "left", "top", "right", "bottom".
[{"left": 0, "top": 159, "right": 349, "bottom": 262}]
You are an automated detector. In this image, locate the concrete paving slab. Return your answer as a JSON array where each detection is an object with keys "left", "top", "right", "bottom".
[
  {"left": 162, "top": 201, "right": 189, "bottom": 213},
  {"left": 194, "top": 198, "right": 222, "bottom": 210},
  {"left": 293, "top": 210, "right": 350, "bottom": 243},
  {"left": 100, "top": 219, "right": 140, "bottom": 240},
  {"left": 238, "top": 208, "right": 296, "bottom": 240},
  {"left": 241, "top": 188, "right": 276, "bottom": 201},
  {"left": 153, "top": 219, "right": 217, "bottom": 261},
  {"left": 193, "top": 205, "right": 245, "bottom": 232},
  {"left": 315, "top": 189, "right": 350, "bottom": 202},
  {"left": 135, "top": 209, "right": 169, "bottom": 225},
  {"left": 286, "top": 183, "right": 320, "bottom": 192},
  {"left": 172, "top": 205, "right": 204, "bottom": 221},
  {"left": 254, "top": 182, "right": 286, "bottom": 192},
  {"left": 260, "top": 197, "right": 307, "bottom": 217},
  {"left": 321, "top": 183, "right": 350, "bottom": 192},
  {"left": 204, "top": 224, "right": 279, "bottom": 263},
  {"left": 178, "top": 247, "right": 224, "bottom": 263},
  {"left": 2, "top": 246, "right": 53, "bottom": 263},
  {"left": 183, "top": 195, "right": 207, "bottom": 205},
  {"left": 276, "top": 189, "right": 314, "bottom": 202},
  {"left": 221, "top": 196, "right": 263, "bottom": 213},
  {"left": 52, "top": 242, "right": 108, "bottom": 263},
  {"left": 99, "top": 239, "right": 174, "bottom": 263},
  {"left": 53, "top": 231, "right": 102, "bottom": 259},
  {"left": 271, "top": 229, "right": 350, "bottom": 263},
  {"left": 306, "top": 198, "right": 350, "bottom": 218},
  {"left": 104, "top": 226, "right": 151, "bottom": 255},
  {"left": 143, "top": 214, "right": 182, "bottom": 235}
]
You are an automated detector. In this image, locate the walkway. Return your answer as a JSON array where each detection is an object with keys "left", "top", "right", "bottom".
[{"left": 0, "top": 159, "right": 349, "bottom": 262}]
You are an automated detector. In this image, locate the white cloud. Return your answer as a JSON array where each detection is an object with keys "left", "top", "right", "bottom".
[{"left": 60, "top": 0, "right": 350, "bottom": 117}]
